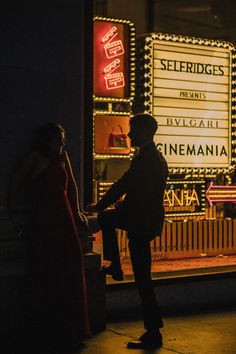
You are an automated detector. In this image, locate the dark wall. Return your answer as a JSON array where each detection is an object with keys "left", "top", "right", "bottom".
[{"left": 0, "top": 1, "right": 93, "bottom": 239}]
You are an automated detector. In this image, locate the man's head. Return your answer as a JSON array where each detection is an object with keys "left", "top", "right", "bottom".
[{"left": 128, "top": 113, "right": 158, "bottom": 147}]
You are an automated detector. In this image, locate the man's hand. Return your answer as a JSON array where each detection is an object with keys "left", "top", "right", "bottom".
[{"left": 114, "top": 200, "right": 123, "bottom": 210}]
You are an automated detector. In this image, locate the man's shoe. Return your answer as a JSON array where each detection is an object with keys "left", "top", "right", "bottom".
[
  {"left": 127, "top": 330, "right": 163, "bottom": 349},
  {"left": 127, "top": 340, "right": 162, "bottom": 349},
  {"left": 139, "top": 329, "right": 162, "bottom": 343},
  {"left": 102, "top": 265, "right": 124, "bottom": 281}
]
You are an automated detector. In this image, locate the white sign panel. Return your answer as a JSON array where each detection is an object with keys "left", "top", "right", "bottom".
[{"left": 149, "top": 38, "right": 232, "bottom": 168}]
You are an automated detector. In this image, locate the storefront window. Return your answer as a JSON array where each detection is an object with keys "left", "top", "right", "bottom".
[{"left": 93, "top": 0, "right": 236, "bottom": 281}]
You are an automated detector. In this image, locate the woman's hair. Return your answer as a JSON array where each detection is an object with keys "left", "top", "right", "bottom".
[{"left": 33, "top": 122, "right": 65, "bottom": 156}]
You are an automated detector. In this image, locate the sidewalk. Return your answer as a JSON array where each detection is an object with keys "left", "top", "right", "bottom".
[{"left": 82, "top": 308, "right": 236, "bottom": 354}]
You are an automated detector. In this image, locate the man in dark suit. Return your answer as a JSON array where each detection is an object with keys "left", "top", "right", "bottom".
[{"left": 87, "top": 113, "right": 168, "bottom": 349}]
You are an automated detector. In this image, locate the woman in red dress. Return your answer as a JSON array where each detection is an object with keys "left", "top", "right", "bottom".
[{"left": 9, "top": 123, "right": 91, "bottom": 350}]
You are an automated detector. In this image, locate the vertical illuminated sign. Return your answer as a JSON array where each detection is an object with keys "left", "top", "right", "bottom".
[
  {"left": 139, "top": 34, "right": 236, "bottom": 174},
  {"left": 93, "top": 18, "right": 135, "bottom": 101}
]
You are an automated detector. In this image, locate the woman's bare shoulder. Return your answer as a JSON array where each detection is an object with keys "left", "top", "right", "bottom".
[
  {"left": 61, "top": 150, "right": 74, "bottom": 174},
  {"left": 61, "top": 149, "right": 69, "bottom": 162}
]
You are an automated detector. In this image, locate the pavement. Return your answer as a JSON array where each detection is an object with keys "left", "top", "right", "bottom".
[
  {"left": 80, "top": 307, "right": 236, "bottom": 354},
  {"left": 2, "top": 248, "right": 236, "bottom": 354},
  {"left": 4, "top": 305, "right": 236, "bottom": 354}
]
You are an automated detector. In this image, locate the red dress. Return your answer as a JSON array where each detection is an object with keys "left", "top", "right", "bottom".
[{"left": 33, "top": 157, "right": 91, "bottom": 342}]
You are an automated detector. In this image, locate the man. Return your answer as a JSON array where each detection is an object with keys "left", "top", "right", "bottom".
[{"left": 87, "top": 113, "right": 168, "bottom": 349}]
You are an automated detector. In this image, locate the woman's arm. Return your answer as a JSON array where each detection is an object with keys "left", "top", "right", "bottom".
[{"left": 63, "top": 150, "right": 88, "bottom": 234}]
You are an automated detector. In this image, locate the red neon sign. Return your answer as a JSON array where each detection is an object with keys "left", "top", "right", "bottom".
[
  {"left": 104, "top": 39, "right": 124, "bottom": 58},
  {"left": 104, "top": 73, "right": 125, "bottom": 90},
  {"left": 103, "top": 59, "right": 121, "bottom": 75},
  {"left": 101, "top": 26, "right": 118, "bottom": 44},
  {"left": 94, "top": 20, "right": 130, "bottom": 98}
]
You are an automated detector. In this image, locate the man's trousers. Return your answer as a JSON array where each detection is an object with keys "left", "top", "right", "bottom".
[{"left": 98, "top": 208, "right": 164, "bottom": 330}]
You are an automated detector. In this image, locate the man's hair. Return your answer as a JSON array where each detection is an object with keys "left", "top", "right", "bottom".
[{"left": 130, "top": 113, "right": 158, "bottom": 136}]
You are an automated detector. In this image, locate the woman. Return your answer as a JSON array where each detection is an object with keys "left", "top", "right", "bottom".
[{"left": 8, "top": 122, "right": 91, "bottom": 350}]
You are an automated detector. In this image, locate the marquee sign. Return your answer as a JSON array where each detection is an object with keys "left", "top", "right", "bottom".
[
  {"left": 138, "top": 33, "right": 236, "bottom": 174},
  {"left": 164, "top": 180, "right": 205, "bottom": 217},
  {"left": 93, "top": 17, "right": 135, "bottom": 102}
]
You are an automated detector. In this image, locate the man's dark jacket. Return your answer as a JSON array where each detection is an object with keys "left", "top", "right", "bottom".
[{"left": 97, "top": 142, "right": 168, "bottom": 239}]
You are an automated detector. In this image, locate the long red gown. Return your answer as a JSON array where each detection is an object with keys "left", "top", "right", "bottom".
[{"left": 33, "top": 157, "right": 91, "bottom": 343}]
